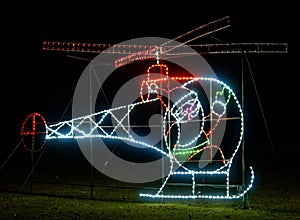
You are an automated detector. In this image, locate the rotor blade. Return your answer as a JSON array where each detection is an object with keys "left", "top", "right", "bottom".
[
  {"left": 43, "top": 41, "right": 288, "bottom": 56},
  {"left": 43, "top": 42, "right": 158, "bottom": 54},
  {"left": 114, "top": 15, "right": 231, "bottom": 67},
  {"left": 166, "top": 43, "right": 288, "bottom": 55}
]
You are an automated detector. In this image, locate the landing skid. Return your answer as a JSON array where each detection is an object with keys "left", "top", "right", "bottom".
[{"left": 140, "top": 166, "right": 254, "bottom": 200}]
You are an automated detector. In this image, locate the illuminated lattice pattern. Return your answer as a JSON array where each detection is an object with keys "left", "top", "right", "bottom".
[{"left": 41, "top": 63, "right": 254, "bottom": 199}]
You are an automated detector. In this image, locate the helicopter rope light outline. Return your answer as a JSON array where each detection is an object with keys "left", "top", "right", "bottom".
[{"left": 19, "top": 15, "right": 287, "bottom": 200}]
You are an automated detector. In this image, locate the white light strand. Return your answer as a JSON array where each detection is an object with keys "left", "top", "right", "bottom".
[{"left": 44, "top": 75, "right": 253, "bottom": 200}]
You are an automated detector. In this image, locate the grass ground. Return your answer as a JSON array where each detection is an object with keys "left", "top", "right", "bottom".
[
  {"left": 0, "top": 141, "right": 299, "bottom": 219},
  {"left": 0, "top": 182, "right": 299, "bottom": 220},
  {"left": 1, "top": 168, "right": 299, "bottom": 219}
]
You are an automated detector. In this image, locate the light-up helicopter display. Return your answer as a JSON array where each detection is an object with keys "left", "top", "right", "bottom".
[{"left": 19, "top": 16, "right": 287, "bottom": 200}]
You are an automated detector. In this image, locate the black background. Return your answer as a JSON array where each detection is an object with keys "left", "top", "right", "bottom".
[{"left": 1, "top": 3, "right": 297, "bottom": 177}]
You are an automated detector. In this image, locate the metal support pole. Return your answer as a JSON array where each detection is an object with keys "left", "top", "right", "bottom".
[
  {"left": 30, "top": 122, "right": 35, "bottom": 194},
  {"left": 160, "top": 62, "right": 164, "bottom": 203},
  {"left": 30, "top": 151, "right": 33, "bottom": 194},
  {"left": 89, "top": 69, "right": 94, "bottom": 200},
  {"left": 241, "top": 52, "right": 250, "bottom": 209}
]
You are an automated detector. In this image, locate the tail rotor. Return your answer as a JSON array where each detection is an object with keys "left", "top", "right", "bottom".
[{"left": 20, "top": 112, "right": 48, "bottom": 153}]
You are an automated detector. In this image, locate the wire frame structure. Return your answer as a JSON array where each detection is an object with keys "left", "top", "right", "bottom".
[{"left": 1, "top": 15, "right": 287, "bottom": 203}]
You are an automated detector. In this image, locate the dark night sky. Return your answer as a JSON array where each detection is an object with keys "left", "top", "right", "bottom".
[{"left": 1, "top": 3, "right": 297, "bottom": 166}]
